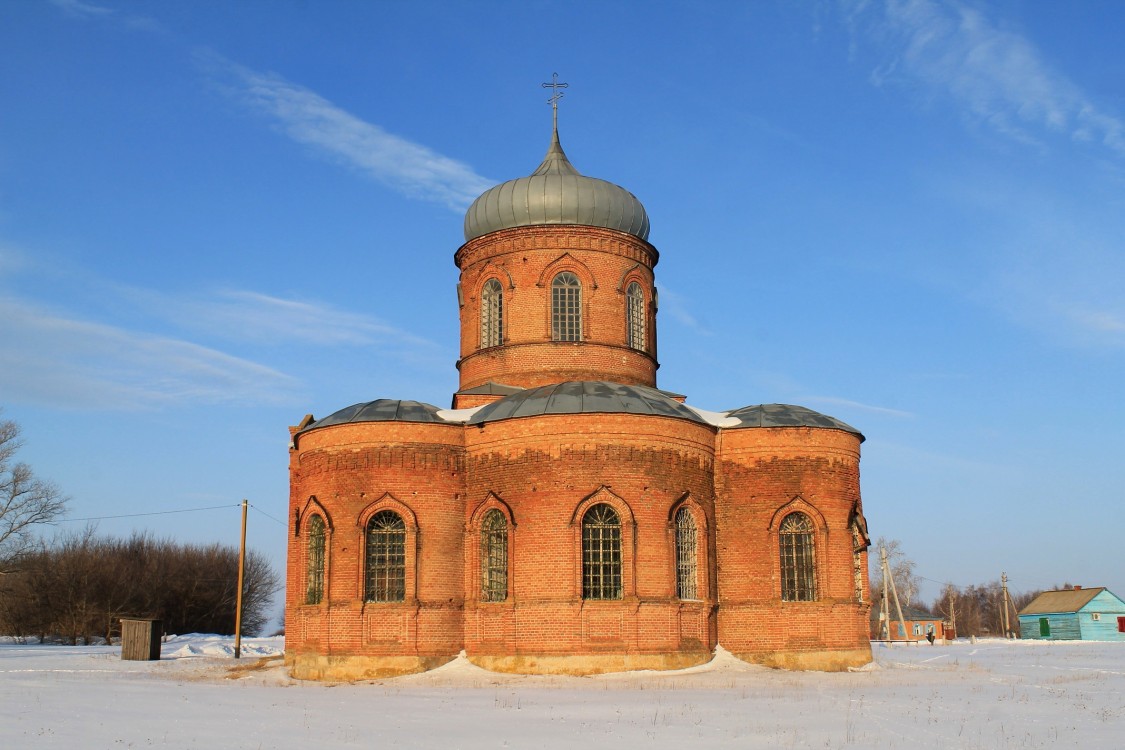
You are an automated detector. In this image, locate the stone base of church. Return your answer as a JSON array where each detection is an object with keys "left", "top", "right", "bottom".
[
  {"left": 284, "top": 645, "right": 871, "bottom": 680},
  {"left": 285, "top": 652, "right": 457, "bottom": 681},
  {"left": 730, "top": 645, "right": 872, "bottom": 672},
  {"left": 467, "top": 650, "right": 712, "bottom": 675}
]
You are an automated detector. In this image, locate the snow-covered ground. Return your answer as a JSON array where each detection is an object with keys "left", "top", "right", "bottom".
[{"left": 1, "top": 636, "right": 1121, "bottom": 749}]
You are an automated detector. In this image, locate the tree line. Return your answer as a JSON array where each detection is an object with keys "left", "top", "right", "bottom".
[
  {"left": 870, "top": 536, "right": 1063, "bottom": 638},
  {"left": 0, "top": 529, "right": 280, "bottom": 643}
]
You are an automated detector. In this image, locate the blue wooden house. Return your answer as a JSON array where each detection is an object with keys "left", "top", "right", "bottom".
[{"left": 1018, "top": 586, "right": 1125, "bottom": 641}]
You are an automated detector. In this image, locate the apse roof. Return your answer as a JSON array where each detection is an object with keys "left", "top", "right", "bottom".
[
  {"left": 463, "top": 127, "right": 650, "bottom": 243},
  {"left": 301, "top": 399, "right": 445, "bottom": 432},
  {"left": 725, "top": 404, "right": 864, "bottom": 440},
  {"left": 467, "top": 381, "right": 706, "bottom": 425}
]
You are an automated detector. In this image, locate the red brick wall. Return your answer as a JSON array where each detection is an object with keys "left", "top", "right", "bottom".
[
  {"left": 454, "top": 225, "right": 660, "bottom": 391},
  {"left": 461, "top": 413, "right": 717, "bottom": 657},
  {"left": 714, "top": 427, "right": 870, "bottom": 656},
  {"left": 286, "top": 414, "right": 871, "bottom": 670},
  {"left": 286, "top": 421, "right": 466, "bottom": 658}
]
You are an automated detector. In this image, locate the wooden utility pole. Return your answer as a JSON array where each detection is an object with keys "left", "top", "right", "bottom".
[
  {"left": 1008, "top": 575, "right": 1017, "bottom": 638},
  {"left": 234, "top": 499, "right": 248, "bottom": 659},
  {"left": 948, "top": 588, "right": 957, "bottom": 640},
  {"left": 881, "top": 546, "right": 908, "bottom": 641}
]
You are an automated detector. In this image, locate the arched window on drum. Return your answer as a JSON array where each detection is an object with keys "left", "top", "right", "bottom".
[
  {"left": 480, "top": 278, "right": 503, "bottom": 348},
  {"left": 626, "top": 281, "right": 646, "bottom": 351}
]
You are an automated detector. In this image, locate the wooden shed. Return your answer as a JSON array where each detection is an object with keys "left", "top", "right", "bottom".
[
  {"left": 120, "top": 618, "right": 162, "bottom": 660},
  {"left": 1018, "top": 586, "right": 1125, "bottom": 641}
]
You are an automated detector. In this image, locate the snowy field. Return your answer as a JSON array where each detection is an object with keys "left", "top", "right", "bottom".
[{"left": 1, "top": 636, "right": 1121, "bottom": 749}]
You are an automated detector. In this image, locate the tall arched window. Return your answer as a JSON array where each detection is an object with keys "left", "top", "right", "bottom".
[
  {"left": 365, "top": 510, "right": 406, "bottom": 602},
  {"left": 582, "top": 504, "right": 621, "bottom": 600},
  {"left": 626, "top": 281, "right": 646, "bottom": 351},
  {"left": 480, "top": 278, "right": 503, "bottom": 348},
  {"left": 305, "top": 514, "right": 326, "bottom": 605},
  {"left": 552, "top": 271, "right": 582, "bottom": 341},
  {"left": 480, "top": 509, "right": 508, "bottom": 602},
  {"left": 779, "top": 512, "right": 817, "bottom": 602},
  {"left": 674, "top": 507, "right": 698, "bottom": 600}
]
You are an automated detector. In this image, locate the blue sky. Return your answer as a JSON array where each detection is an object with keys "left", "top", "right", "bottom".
[{"left": 3, "top": 0, "right": 1123, "bottom": 616}]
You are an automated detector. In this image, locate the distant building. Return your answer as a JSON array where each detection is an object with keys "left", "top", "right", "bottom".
[
  {"left": 870, "top": 603, "right": 945, "bottom": 641},
  {"left": 1017, "top": 586, "right": 1125, "bottom": 641},
  {"left": 284, "top": 114, "right": 874, "bottom": 680}
]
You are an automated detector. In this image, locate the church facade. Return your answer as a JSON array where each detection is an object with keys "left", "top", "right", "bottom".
[{"left": 284, "top": 116, "right": 872, "bottom": 680}]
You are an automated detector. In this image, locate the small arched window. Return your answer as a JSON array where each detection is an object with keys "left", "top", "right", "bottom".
[
  {"left": 305, "top": 514, "right": 326, "bottom": 605},
  {"left": 626, "top": 281, "right": 646, "bottom": 351},
  {"left": 480, "top": 278, "right": 503, "bottom": 348},
  {"left": 582, "top": 504, "right": 621, "bottom": 600},
  {"left": 779, "top": 512, "right": 817, "bottom": 602},
  {"left": 674, "top": 507, "right": 698, "bottom": 600},
  {"left": 365, "top": 510, "right": 406, "bottom": 602},
  {"left": 480, "top": 509, "right": 508, "bottom": 602},
  {"left": 552, "top": 271, "right": 582, "bottom": 341}
]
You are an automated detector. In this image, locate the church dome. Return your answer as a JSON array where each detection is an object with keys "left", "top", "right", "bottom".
[{"left": 463, "top": 128, "right": 650, "bottom": 242}]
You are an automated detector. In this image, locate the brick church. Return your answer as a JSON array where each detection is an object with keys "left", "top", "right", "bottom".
[{"left": 285, "top": 102, "right": 873, "bottom": 680}]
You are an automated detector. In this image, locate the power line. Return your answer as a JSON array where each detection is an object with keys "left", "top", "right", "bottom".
[
  {"left": 249, "top": 503, "right": 286, "bottom": 527},
  {"left": 57, "top": 503, "right": 240, "bottom": 522}
]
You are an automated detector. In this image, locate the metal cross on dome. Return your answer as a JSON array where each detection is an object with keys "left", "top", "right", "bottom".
[{"left": 541, "top": 73, "right": 568, "bottom": 126}]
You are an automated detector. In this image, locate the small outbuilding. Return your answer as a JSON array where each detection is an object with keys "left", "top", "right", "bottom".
[{"left": 1018, "top": 586, "right": 1125, "bottom": 641}]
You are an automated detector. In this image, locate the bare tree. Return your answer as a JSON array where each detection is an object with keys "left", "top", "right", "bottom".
[
  {"left": 0, "top": 413, "right": 68, "bottom": 572},
  {"left": 869, "top": 537, "right": 921, "bottom": 608}
]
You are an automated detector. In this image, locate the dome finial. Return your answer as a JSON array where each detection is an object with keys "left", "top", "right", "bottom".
[{"left": 541, "top": 72, "right": 569, "bottom": 140}]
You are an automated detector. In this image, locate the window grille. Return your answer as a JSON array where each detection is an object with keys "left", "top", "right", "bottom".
[
  {"left": 552, "top": 272, "right": 582, "bottom": 341},
  {"left": 582, "top": 504, "right": 622, "bottom": 600},
  {"left": 626, "top": 281, "right": 646, "bottom": 351},
  {"left": 480, "top": 279, "right": 503, "bottom": 348},
  {"left": 365, "top": 510, "right": 406, "bottom": 602},
  {"left": 674, "top": 507, "right": 698, "bottom": 600},
  {"left": 779, "top": 512, "right": 817, "bottom": 601},
  {"left": 305, "top": 514, "right": 326, "bottom": 605},
  {"left": 480, "top": 509, "right": 508, "bottom": 602}
]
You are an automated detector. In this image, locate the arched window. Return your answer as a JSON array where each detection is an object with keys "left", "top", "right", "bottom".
[
  {"left": 582, "top": 503, "right": 621, "bottom": 600},
  {"left": 480, "top": 278, "right": 503, "bottom": 348},
  {"left": 674, "top": 507, "right": 698, "bottom": 600},
  {"left": 779, "top": 512, "right": 817, "bottom": 602},
  {"left": 480, "top": 509, "right": 508, "bottom": 602},
  {"left": 365, "top": 510, "right": 406, "bottom": 602},
  {"left": 305, "top": 514, "right": 326, "bottom": 605},
  {"left": 551, "top": 271, "right": 582, "bottom": 341},
  {"left": 626, "top": 281, "right": 646, "bottom": 351}
]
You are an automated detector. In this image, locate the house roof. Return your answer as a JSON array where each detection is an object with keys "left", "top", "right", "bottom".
[
  {"left": 1018, "top": 587, "right": 1106, "bottom": 616},
  {"left": 871, "top": 603, "right": 941, "bottom": 623}
]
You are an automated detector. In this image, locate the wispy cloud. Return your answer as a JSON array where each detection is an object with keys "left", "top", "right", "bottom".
[
  {"left": 655, "top": 282, "right": 712, "bottom": 336},
  {"left": 121, "top": 286, "right": 437, "bottom": 349},
  {"left": 847, "top": 0, "right": 1125, "bottom": 157},
  {"left": 49, "top": 0, "right": 164, "bottom": 32},
  {"left": 48, "top": 0, "right": 113, "bottom": 18},
  {"left": 197, "top": 52, "right": 494, "bottom": 211},
  {"left": 800, "top": 395, "right": 914, "bottom": 418},
  {"left": 0, "top": 297, "right": 300, "bottom": 410}
]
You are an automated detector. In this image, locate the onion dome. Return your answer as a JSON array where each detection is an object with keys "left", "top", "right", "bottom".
[
  {"left": 468, "top": 381, "right": 704, "bottom": 425},
  {"left": 300, "top": 399, "right": 445, "bottom": 432},
  {"left": 463, "top": 126, "right": 650, "bottom": 242},
  {"left": 725, "top": 404, "right": 864, "bottom": 441}
]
